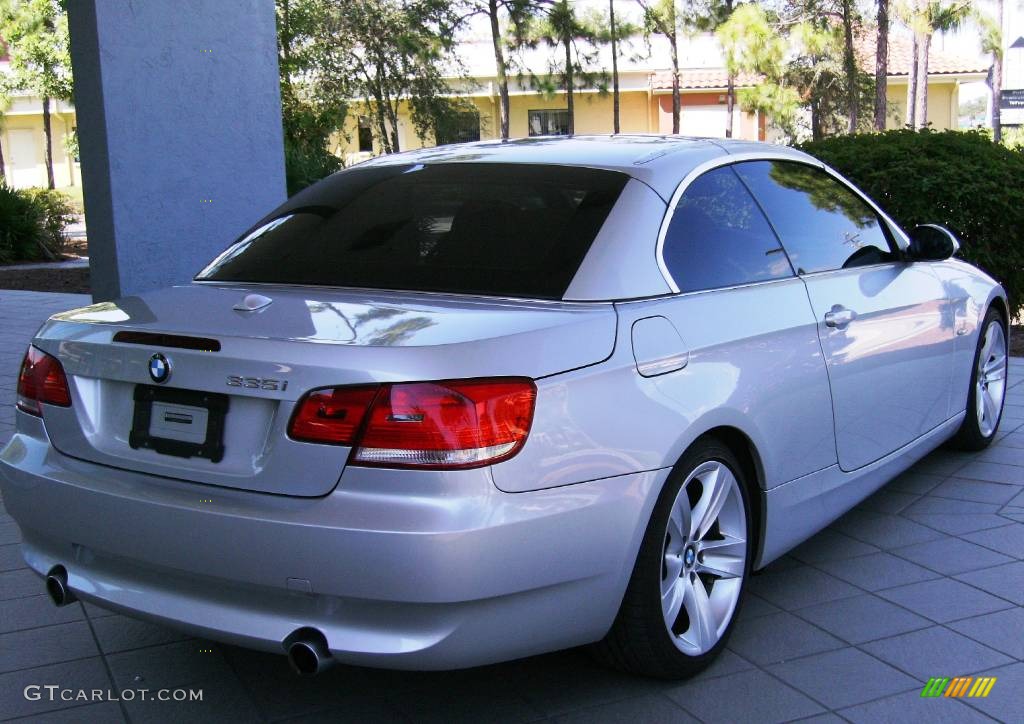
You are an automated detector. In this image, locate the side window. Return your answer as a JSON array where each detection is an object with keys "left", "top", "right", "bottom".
[
  {"left": 662, "top": 166, "right": 793, "bottom": 293},
  {"left": 733, "top": 161, "right": 898, "bottom": 275}
]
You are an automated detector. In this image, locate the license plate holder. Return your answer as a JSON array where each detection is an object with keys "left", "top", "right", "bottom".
[{"left": 129, "top": 385, "right": 229, "bottom": 463}]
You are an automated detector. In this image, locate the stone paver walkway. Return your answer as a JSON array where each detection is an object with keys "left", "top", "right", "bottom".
[{"left": 0, "top": 289, "right": 1021, "bottom": 723}]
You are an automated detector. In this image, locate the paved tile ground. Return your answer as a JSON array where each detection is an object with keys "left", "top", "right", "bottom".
[{"left": 0, "top": 289, "right": 1021, "bottom": 723}]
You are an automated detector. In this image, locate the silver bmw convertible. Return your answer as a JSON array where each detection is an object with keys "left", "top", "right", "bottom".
[{"left": 0, "top": 136, "right": 1008, "bottom": 679}]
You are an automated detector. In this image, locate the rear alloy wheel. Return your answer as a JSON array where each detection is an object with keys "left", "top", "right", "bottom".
[
  {"left": 593, "top": 439, "right": 751, "bottom": 678},
  {"left": 950, "top": 308, "right": 1008, "bottom": 451},
  {"left": 661, "top": 460, "right": 747, "bottom": 656}
]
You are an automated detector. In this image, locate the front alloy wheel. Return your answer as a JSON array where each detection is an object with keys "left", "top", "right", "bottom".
[
  {"left": 593, "top": 438, "right": 751, "bottom": 678},
  {"left": 950, "top": 307, "right": 1008, "bottom": 451},
  {"left": 975, "top": 320, "right": 1007, "bottom": 438}
]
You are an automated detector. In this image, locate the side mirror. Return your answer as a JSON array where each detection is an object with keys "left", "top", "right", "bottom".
[{"left": 908, "top": 224, "right": 960, "bottom": 261}]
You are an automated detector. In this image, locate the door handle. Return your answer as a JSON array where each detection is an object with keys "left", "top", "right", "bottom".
[{"left": 824, "top": 305, "right": 856, "bottom": 329}]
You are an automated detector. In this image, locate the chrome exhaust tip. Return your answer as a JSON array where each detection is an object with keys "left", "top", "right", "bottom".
[
  {"left": 45, "top": 565, "right": 76, "bottom": 607},
  {"left": 286, "top": 629, "right": 334, "bottom": 676}
]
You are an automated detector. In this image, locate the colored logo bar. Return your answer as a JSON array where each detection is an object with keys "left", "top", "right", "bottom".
[{"left": 921, "top": 676, "right": 997, "bottom": 698}]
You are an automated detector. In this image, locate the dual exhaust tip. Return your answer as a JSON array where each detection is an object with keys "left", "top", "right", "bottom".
[
  {"left": 45, "top": 566, "right": 333, "bottom": 676},
  {"left": 285, "top": 628, "right": 335, "bottom": 676}
]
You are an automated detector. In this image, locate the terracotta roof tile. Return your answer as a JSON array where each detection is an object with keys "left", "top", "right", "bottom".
[
  {"left": 856, "top": 34, "right": 988, "bottom": 76},
  {"left": 650, "top": 68, "right": 759, "bottom": 90},
  {"left": 650, "top": 34, "right": 986, "bottom": 91}
]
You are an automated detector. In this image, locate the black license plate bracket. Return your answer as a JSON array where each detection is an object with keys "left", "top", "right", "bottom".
[{"left": 129, "top": 385, "right": 229, "bottom": 463}]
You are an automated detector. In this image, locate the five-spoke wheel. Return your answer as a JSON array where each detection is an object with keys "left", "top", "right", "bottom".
[
  {"left": 951, "top": 307, "right": 1008, "bottom": 451},
  {"left": 661, "top": 461, "right": 747, "bottom": 656},
  {"left": 976, "top": 320, "right": 1007, "bottom": 438},
  {"left": 594, "top": 438, "right": 751, "bottom": 678}
]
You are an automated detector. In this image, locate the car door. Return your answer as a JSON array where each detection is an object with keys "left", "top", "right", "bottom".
[
  {"left": 734, "top": 160, "right": 956, "bottom": 472},
  {"left": 646, "top": 163, "right": 838, "bottom": 486}
]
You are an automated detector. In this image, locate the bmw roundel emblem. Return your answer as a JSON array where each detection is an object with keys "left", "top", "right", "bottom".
[{"left": 148, "top": 353, "right": 171, "bottom": 384}]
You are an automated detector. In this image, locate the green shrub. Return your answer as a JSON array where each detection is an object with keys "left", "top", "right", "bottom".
[
  {"left": 0, "top": 183, "right": 42, "bottom": 264},
  {"left": 797, "top": 129, "right": 1024, "bottom": 318},
  {"left": 22, "top": 188, "right": 75, "bottom": 256},
  {"left": 285, "top": 136, "right": 342, "bottom": 197},
  {"left": 0, "top": 184, "right": 75, "bottom": 263}
]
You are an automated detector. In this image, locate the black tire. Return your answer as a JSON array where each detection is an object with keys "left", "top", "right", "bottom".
[
  {"left": 591, "top": 437, "right": 752, "bottom": 679},
  {"left": 949, "top": 307, "right": 1008, "bottom": 452}
]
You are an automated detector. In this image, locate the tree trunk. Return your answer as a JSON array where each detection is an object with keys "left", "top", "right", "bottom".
[
  {"left": 373, "top": 53, "right": 400, "bottom": 154},
  {"left": 725, "top": 0, "right": 734, "bottom": 138},
  {"left": 906, "top": 35, "right": 918, "bottom": 127},
  {"left": 371, "top": 65, "right": 392, "bottom": 154},
  {"left": 669, "top": 31, "right": 680, "bottom": 134},
  {"left": 992, "top": 0, "right": 1004, "bottom": 143},
  {"left": 489, "top": 0, "right": 510, "bottom": 139},
  {"left": 0, "top": 134, "right": 6, "bottom": 181},
  {"left": 610, "top": 0, "right": 620, "bottom": 133},
  {"left": 373, "top": 100, "right": 391, "bottom": 154},
  {"left": 842, "top": 0, "right": 858, "bottom": 133},
  {"left": 387, "top": 100, "right": 401, "bottom": 153},
  {"left": 874, "top": 0, "right": 889, "bottom": 130},
  {"left": 42, "top": 96, "right": 55, "bottom": 189},
  {"left": 811, "top": 99, "right": 822, "bottom": 141},
  {"left": 725, "top": 74, "right": 734, "bottom": 138},
  {"left": 564, "top": 33, "right": 575, "bottom": 134},
  {"left": 281, "top": 0, "right": 292, "bottom": 77},
  {"left": 914, "top": 33, "right": 931, "bottom": 128}
]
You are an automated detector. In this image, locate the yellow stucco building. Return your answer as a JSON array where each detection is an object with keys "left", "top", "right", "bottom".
[
  {"left": 1, "top": 48, "right": 79, "bottom": 190},
  {"left": 336, "top": 34, "right": 988, "bottom": 164},
  {"left": 0, "top": 93, "right": 80, "bottom": 190},
  {"left": 0, "top": 34, "right": 988, "bottom": 190}
]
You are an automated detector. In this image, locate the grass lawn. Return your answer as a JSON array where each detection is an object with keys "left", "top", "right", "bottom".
[{"left": 58, "top": 183, "right": 85, "bottom": 214}]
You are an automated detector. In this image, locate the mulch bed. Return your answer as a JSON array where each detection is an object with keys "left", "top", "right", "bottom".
[
  {"left": 63, "top": 238, "right": 88, "bottom": 257},
  {"left": 0, "top": 266, "right": 91, "bottom": 294},
  {"left": 1012, "top": 326, "right": 1024, "bottom": 358}
]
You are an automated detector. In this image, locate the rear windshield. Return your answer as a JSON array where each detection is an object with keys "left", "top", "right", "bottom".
[{"left": 197, "top": 163, "right": 629, "bottom": 299}]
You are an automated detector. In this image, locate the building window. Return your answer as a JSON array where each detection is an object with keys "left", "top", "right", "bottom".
[
  {"left": 357, "top": 116, "right": 373, "bottom": 153},
  {"left": 528, "top": 109, "right": 571, "bottom": 136},
  {"left": 435, "top": 111, "right": 481, "bottom": 146}
]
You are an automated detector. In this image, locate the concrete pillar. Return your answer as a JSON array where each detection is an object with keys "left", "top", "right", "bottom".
[{"left": 67, "top": 1, "right": 286, "bottom": 301}]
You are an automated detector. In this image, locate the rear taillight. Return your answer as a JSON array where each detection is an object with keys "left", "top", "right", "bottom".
[
  {"left": 288, "top": 385, "right": 378, "bottom": 446},
  {"left": 288, "top": 378, "right": 536, "bottom": 470},
  {"left": 16, "top": 345, "right": 72, "bottom": 416}
]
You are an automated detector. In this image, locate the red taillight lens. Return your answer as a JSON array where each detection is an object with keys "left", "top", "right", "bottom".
[
  {"left": 287, "top": 385, "right": 379, "bottom": 445},
  {"left": 355, "top": 379, "right": 537, "bottom": 469},
  {"left": 287, "top": 378, "right": 537, "bottom": 470},
  {"left": 16, "top": 345, "right": 72, "bottom": 416}
]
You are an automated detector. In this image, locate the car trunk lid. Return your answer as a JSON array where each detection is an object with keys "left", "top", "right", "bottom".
[{"left": 31, "top": 283, "right": 615, "bottom": 496}]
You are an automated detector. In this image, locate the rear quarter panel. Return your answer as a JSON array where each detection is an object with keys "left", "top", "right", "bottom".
[{"left": 491, "top": 278, "right": 837, "bottom": 493}]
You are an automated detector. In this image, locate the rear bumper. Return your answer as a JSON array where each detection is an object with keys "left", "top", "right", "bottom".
[{"left": 0, "top": 416, "right": 664, "bottom": 670}]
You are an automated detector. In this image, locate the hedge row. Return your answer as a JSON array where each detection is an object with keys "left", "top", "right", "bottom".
[{"left": 797, "top": 129, "right": 1024, "bottom": 318}]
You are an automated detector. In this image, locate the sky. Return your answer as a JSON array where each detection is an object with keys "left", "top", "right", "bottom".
[
  {"left": 948, "top": 1, "right": 1024, "bottom": 107},
  {"left": 461, "top": 0, "right": 1023, "bottom": 108}
]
